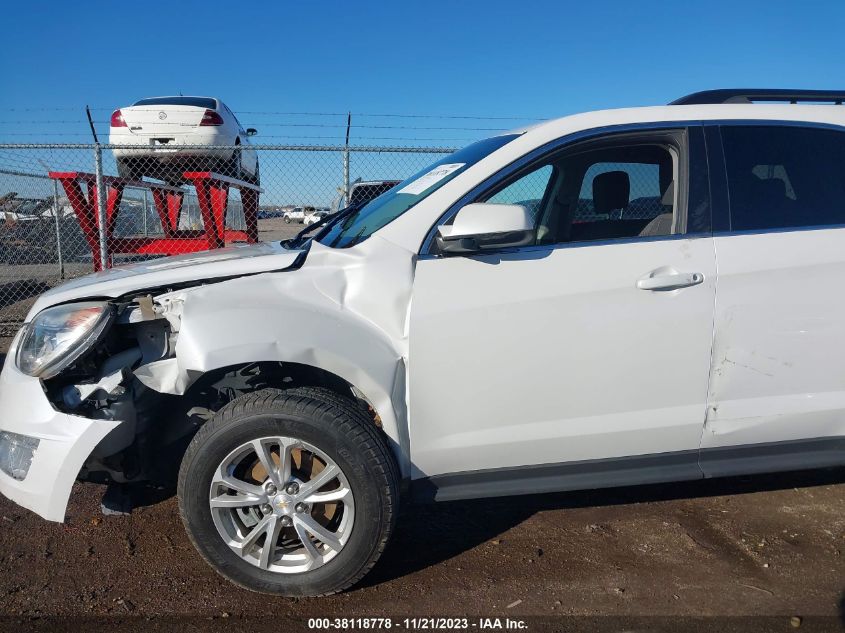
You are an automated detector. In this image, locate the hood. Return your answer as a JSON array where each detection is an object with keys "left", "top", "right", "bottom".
[{"left": 27, "top": 241, "right": 304, "bottom": 318}]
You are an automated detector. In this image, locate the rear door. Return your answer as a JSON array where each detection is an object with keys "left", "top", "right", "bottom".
[
  {"left": 702, "top": 123, "right": 845, "bottom": 474},
  {"left": 409, "top": 126, "right": 718, "bottom": 492}
]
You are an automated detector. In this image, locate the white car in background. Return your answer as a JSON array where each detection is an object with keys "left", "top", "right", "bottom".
[
  {"left": 303, "top": 208, "right": 329, "bottom": 225},
  {"left": 109, "top": 96, "right": 259, "bottom": 185},
  {"left": 283, "top": 207, "right": 305, "bottom": 223}
]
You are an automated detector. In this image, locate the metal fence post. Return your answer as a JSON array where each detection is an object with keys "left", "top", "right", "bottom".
[
  {"left": 343, "top": 112, "right": 351, "bottom": 205},
  {"left": 52, "top": 178, "right": 64, "bottom": 279},
  {"left": 342, "top": 148, "right": 350, "bottom": 207},
  {"left": 142, "top": 189, "right": 149, "bottom": 236},
  {"left": 93, "top": 144, "right": 109, "bottom": 270}
]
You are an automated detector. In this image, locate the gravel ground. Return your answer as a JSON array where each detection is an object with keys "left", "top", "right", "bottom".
[
  {"left": 257, "top": 216, "right": 305, "bottom": 242},
  {"left": 1, "top": 282, "right": 844, "bottom": 632}
]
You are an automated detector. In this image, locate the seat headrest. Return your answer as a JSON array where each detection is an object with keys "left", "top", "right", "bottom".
[{"left": 593, "top": 171, "right": 630, "bottom": 214}]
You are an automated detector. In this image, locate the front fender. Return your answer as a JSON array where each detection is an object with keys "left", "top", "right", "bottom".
[{"left": 137, "top": 237, "right": 415, "bottom": 476}]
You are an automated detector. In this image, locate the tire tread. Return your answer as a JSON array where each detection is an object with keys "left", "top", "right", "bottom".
[{"left": 177, "top": 387, "right": 397, "bottom": 596}]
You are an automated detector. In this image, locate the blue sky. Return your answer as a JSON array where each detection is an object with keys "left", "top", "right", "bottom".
[
  {"left": 1, "top": 0, "right": 843, "bottom": 145},
  {"left": 1, "top": 1, "right": 843, "bottom": 206}
]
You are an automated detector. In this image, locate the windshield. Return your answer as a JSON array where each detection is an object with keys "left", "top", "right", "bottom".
[{"left": 317, "top": 134, "right": 520, "bottom": 248}]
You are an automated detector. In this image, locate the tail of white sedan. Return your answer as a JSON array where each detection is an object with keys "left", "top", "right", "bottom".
[{"left": 109, "top": 96, "right": 258, "bottom": 185}]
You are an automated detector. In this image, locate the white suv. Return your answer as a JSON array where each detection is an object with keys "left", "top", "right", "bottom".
[
  {"left": 284, "top": 207, "right": 306, "bottom": 223},
  {"left": 2, "top": 89, "right": 844, "bottom": 596}
]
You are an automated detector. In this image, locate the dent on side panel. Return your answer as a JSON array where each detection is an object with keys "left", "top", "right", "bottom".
[
  {"left": 704, "top": 231, "right": 845, "bottom": 448},
  {"left": 133, "top": 236, "right": 415, "bottom": 475}
]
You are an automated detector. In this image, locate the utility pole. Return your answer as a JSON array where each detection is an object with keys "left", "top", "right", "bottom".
[{"left": 87, "top": 105, "right": 109, "bottom": 270}]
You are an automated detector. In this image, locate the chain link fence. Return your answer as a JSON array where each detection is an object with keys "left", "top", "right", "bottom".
[
  {"left": 0, "top": 143, "right": 455, "bottom": 327},
  {"left": 0, "top": 139, "right": 676, "bottom": 329}
]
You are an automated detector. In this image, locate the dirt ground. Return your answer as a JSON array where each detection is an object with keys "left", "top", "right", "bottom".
[
  {"left": 257, "top": 216, "right": 305, "bottom": 242},
  {"left": 1, "top": 333, "right": 844, "bottom": 631}
]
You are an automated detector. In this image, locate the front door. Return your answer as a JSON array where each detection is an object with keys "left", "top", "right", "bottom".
[{"left": 408, "top": 127, "right": 717, "bottom": 495}]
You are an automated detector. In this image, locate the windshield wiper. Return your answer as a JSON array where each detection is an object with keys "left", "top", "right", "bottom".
[{"left": 281, "top": 202, "right": 365, "bottom": 249}]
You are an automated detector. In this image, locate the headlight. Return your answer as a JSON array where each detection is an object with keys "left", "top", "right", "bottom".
[{"left": 16, "top": 301, "right": 114, "bottom": 378}]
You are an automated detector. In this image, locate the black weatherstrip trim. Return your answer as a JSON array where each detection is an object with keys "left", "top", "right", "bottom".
[
  {"left": 412, "top": 450, "right": 702, "bottom": 503},
  {"left": 686, "top": 126, "right": 713, "bottom": 235},
  {"left": 413, "top": 437, "right": 845, "bottom": 503},
  {"left": 700, "top": 437, "right": 845, "bottom": 479},
  {"left": 703, "top": 125, "right": 730, "bottom": 233}
]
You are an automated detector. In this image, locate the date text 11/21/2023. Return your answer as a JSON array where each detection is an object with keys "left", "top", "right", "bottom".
[{"left": 307, "top": 617, "right": 528, "bottom": 630}]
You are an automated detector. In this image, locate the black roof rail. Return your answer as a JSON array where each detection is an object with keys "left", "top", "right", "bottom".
[{"left": 670, "top": 89, "right": 845, "bottom": 105}]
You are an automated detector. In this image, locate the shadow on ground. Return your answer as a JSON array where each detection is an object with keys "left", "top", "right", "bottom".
[
  {"left": 62, "top": 461, "right": 845, "bottom": 590},
  {"left": 363, "top": 466, "right": 845, "bottom": 586},
  {"left": 0, "top": 455, "right": 842, "bottom": 619}
]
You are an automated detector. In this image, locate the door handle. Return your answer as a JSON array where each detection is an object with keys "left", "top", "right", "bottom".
[{"left": 637, "top": 270, "right": 704, "bottom": 291}]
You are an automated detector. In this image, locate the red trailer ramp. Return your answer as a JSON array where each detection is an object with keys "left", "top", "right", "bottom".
[{"left": 49, "top": 171, "right": 261, "bottom": 271}]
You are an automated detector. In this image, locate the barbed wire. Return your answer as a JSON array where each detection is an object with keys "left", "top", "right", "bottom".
[
  {"left": 0, "top": 108, "right": 540, "bottom": 148},
  {"left": 0, "top": 107, "right": 548, "bottom": 121},
  {"left": 0, "top": 143, "right": 459, "bottom": 151},
  {"left": 0, "top": 120, "right": 512, "bottom": 132},
  {"left": 0, "top": 134, "right": 479, "bottom": 143}
]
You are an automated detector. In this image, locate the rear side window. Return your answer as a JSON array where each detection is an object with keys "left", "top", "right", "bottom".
[
  {"left": 722, "top": 126, "right": 845, "bottom": 231},
  {"left": 132, "top": 97, "right": 217, "bottom": 109}
]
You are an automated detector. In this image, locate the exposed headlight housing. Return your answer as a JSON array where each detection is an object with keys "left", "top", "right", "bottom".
[{"left": 16, "top": 302, "right": 114, "bottom": 379}]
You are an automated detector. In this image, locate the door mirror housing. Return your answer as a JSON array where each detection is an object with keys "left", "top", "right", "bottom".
[
  {"left": 246, "top": 128, "right": 258, "bottom": 137},
  {"left": 436, "top": 203, "right": 535, "bottom": 254}
]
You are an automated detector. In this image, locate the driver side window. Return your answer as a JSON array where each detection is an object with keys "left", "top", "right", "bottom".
[
  {"left": 486, "top": 165, "right": 555, "bottom": 220},
  {"left": 480, "top": 164, "right": 557, "bottom": 244},
  {"left": 474, "top": 136, "right": 682, "bottom": 248}
]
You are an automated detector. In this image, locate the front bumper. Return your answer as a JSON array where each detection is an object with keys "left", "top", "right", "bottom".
[{"left": 0, "top": 331, "right": 120, "bottom": 522}]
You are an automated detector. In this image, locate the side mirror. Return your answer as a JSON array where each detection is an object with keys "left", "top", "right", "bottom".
[
  {"left": 246, "top": 128, "right": 258, "bottom": 137},
  {"left": 436, "top": 203, "right": 535, "bottom": 254}
]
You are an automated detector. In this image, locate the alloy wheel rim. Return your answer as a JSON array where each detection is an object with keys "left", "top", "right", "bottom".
[{"left": 208, "top": 436, "right": 355, "bottom": 574}]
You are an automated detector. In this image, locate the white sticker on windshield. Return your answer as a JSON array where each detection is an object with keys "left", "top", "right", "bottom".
[{"left": 397, "top": 163, "right": 465, "bottom": 196}]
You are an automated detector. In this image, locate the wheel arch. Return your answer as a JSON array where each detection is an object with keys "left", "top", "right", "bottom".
[
  {"left": 157, "top": 354, "right": 410, "bottom": 480},
  {"left": 135, "top": 237, "right": 415, "bottom": 480}
]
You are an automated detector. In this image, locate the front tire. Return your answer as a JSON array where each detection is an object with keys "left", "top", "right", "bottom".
[{"left": 177, "top": 388, "right": 397, "bottom": 596}]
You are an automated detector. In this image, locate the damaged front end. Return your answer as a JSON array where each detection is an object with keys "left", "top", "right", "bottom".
[
  {"left": 9, "top": 288, "right": 257, "bottom": 503},
  {"left": 28, "top": 283, "right": 385, "bottom": 496},
  {"left": 0, "top": 235, "right": 414, "bottom": 522},
  {"left": 38, "top": 293, "right": 190, "bottom": 488},
  {"left": 0, "top": 288, "right": 250, "bottom": 521}
]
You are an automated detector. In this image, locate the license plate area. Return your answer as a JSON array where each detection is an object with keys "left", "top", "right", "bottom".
[{"left": 151, "top": 138, "right": 177, "bottom": 152}]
